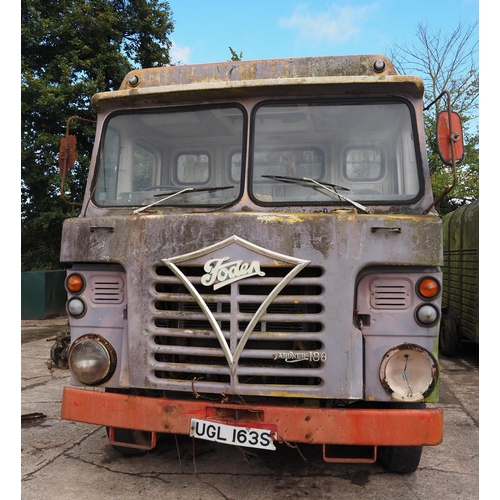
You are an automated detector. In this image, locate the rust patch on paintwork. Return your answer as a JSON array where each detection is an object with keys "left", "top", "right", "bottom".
[
  {"left": 90, "top": 55, "right": 424, "bottom": 112},
  {"left": 119, "top": 55, "right": 398, "bottom": 91}
]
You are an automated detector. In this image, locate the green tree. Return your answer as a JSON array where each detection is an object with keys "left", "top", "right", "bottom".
[
  {"left": 21, "top": 0, "right": 174, "bottom": 270},
  {"left": 388, "top": 21, "right": 479, "bottom": 215}
]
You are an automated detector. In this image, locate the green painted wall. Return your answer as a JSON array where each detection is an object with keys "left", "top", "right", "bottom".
[{"left": 21, "top": 271, "right": 67, "bottom": 320}]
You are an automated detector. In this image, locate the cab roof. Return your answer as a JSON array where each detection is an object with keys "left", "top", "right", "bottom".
[{"left": 91, "top": 55, "right": 424, "bottom": 111}]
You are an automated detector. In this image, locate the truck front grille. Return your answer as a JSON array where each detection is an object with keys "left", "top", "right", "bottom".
[{"left": 148, "top": 265, "right": 325, "bottom": 395}]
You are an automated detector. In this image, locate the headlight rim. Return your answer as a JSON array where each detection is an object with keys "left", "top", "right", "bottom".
[
  {"left": 379, "top": 343, "right": 438, "bottom": 402},
  {"left": 68, "top": 334, "right": 117, "bottom": 386}
]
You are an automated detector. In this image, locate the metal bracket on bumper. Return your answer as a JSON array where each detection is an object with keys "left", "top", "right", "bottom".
[{"left": 108, "top": 427, "right": 158, "bottom": 451}]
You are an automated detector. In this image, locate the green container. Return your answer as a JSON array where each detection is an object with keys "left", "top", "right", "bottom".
[
  {"left": 21, "top": 270, "right": 67, "bottom": 320},
  {"left": 440, "top": 200, "right": 479, "bottom": 356}
]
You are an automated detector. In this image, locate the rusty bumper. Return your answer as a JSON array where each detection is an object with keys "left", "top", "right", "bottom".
[{"left": 61, "top": 387, "right": 443, "bottom": 447}]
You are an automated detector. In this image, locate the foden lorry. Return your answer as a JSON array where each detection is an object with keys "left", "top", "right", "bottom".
[{"left": 58, "top": 55, "right": 464, "bottom": 473}]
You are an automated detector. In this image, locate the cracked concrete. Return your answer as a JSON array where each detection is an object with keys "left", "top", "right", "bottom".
[{"left": 21, "top": 319, "right": 479, "bottom": 500}]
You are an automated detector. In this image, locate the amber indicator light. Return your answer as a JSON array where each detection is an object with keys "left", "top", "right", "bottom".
[
  {"left": 66, "top": 274, "right": 84, "bottom": 293},
  {"left": 418, "top": 278, "right": 439, "bottom": 299}
]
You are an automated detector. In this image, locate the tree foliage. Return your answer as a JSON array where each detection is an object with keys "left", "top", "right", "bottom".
[
  {"left": 388, "top": 21, "right": 479, "bottom": 215},
  {"left": 228, "top": 47, "right": 243, "bottom": 61},
  {"left": 21, "top": 0, "right": 174, "bottom": 270}
]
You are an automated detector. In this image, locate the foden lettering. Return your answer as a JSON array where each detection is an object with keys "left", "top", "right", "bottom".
[{"left": 201, "top": 257, "right": 266, "bottom": 290}]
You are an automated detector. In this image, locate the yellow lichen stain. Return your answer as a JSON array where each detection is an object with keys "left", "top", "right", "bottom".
[
  {"left": 263, "top": 390, "right": 313, "bottom": 398},
  {"left": 136, "top": 210, "right": 163, "bottom": 216},
  {"left": 257, "top": 215, "right": 306, "bottom": 224}
]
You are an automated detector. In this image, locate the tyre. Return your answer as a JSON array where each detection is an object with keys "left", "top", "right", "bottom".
[
  {"left": 439, "top": 312, "right": 458, "bottom": 357},
  {"left": 377, "top": 402, "right": 424, "bottom": 473},
  {"left": 378, "top": 445, "right": 423, "bottom": 473}
]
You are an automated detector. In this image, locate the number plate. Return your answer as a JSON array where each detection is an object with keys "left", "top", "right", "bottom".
[{"left": 190, "top": 418, "right": 276, "bottom": 450}]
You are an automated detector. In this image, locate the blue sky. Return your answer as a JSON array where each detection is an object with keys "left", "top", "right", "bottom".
[
  {"left": 168, "top": 0, "right": 479, "bottom": 71},
  {"left": 167, "top": 0, "right": 493, "bottom": 201}
]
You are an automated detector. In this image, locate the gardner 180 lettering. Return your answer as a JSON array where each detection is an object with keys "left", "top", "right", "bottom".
[{"left": 273, "top": 351, "right": 329, "bottom": 363}]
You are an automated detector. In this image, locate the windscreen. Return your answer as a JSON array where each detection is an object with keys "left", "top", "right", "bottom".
[
  {"left": 250, "top": 101, "right": 421, "bottom": 205},
  {"left": 93, "top": 106, "right": 245, "bottom": 207}
]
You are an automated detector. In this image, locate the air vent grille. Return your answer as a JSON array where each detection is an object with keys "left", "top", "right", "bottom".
[
  {"left": 370, "top": 279, "right": 410, "bottom": 309},
  {"left": 89, "top": 276, "right": 125, "bottom": 304}
]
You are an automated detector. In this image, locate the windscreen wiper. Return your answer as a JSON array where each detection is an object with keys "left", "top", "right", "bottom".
[
  {"left": 261, "top": 175, "right": 368, "bottom": 213},
  {"left": 133, "top": 186, "right": 234, "bottom": 214},
  {"left": 262, "top": 175, "right": 349, "bottom": 191}
]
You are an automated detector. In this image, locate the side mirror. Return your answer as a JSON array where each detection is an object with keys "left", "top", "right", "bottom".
[
  {"left": 436, "top": 111, "right": 464, "bottom": 165},
  {"left": 58, "top": 116, "right": 94, "bottom": 207},
  {"left": 59, "top": 135, "right": 78, "bottom": 176}
]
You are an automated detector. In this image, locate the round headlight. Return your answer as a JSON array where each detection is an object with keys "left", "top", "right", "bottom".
[
  {"left": 68, "top": 335, "right": 117, "bottom": 385},
  {"left": 379, "top": 344, "right": 438, "bottom": 402},
  {"left": 415, "top": 303, "right": 439, "bottom": 326}
]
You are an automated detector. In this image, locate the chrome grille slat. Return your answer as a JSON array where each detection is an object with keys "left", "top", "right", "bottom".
[
  {"left": 152, "top": 330, "right": 322, "bottom": 341},
  {"left": 152, "top": 364, "right": 230, "bottom": 375}
]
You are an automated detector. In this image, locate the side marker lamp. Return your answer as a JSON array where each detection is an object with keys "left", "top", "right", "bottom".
[
  {"left": 67, "top": 297, "right": 86, "bottom": 318},
  {"left": 415, "top": 303, "right": 439, "bottom": 326}
]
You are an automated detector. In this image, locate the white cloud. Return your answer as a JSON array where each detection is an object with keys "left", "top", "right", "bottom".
[
  {"left": 170, "top": 41, "right": 192, "bottom": 64},
  {"left": 278, "top": 3, "right": 377, "bottom": 45}
]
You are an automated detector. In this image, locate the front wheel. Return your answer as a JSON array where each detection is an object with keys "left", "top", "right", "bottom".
[
  {"left": 378, "top": 445, "right": 423, "bottom": 473},
  {"left": 377, "top": 402, "right": 425, "bottom": 473}
]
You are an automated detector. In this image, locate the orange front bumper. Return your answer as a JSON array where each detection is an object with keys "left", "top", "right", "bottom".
[{"left": 61, "top": 387, "right": 443, "bottom": 447}]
